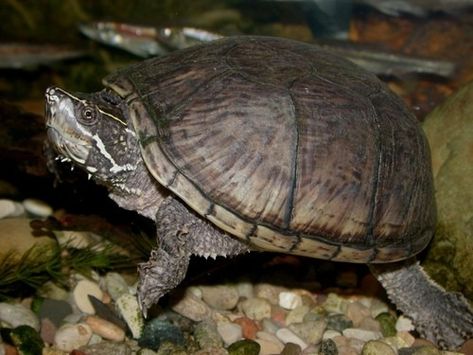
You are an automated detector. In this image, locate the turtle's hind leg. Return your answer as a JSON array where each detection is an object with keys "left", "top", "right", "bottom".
[
  {"left": 137, "top": 196, "right": 250, "bottom": 315},
  {"left": 370, "top": 259, "right": 473, "bottom": 350}
]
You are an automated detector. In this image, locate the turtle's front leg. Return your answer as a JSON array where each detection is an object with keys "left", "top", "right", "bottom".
[
  {"left": 137, "top": 196, "right": 250, "bottom": 315},
  {"left": 370, "top": 259, "right": 473, "bottom": 350}
]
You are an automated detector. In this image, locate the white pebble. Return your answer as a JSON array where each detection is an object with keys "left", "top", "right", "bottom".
[
  {"left": 343, "top": 328, "right": 382, "bottom": 342},
  {"left": 85, "top": 315, "right": 125, "bottom": 341},
  {"left": 0, "top": 199, "right": 24, "bottom": 219},
  {"left": 116, "top": 293, "right": 144, "bottom": 339},
  {"left": 22, "top": 198, "right": 52, "bottom": 217},
  {"left": 395, "top": 315, "right": 415, "bottom": 332},
  {"left": 0, "top": 302, "right": 39, "bottom": 330},
  {"left": 323, "top": 329, "right": 342, "bottom": 339},
  {"left": 104, "top": 272, "right": 129, "bottom": 301},
  {"left": 240, "top": 297, "right": 272, "bottom": 320},
  {"left": 276, "top": 328, "right": 308, "bottom": 349},
  {"left": 278, "top": 291, "right": 303, "bottom": 310},
  {"left": 54, "top": 323, "right": 92, "bottom": 352},
  {"left": 217, "top": 322, "right": 242, "bottom": 346},
  {"left": 73, "top": 279, "right": 103, "bottom": 314}
]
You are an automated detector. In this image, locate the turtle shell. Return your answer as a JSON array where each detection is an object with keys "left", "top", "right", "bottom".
[{"left": 104, "top": 36, "right": 436, "bottom": 263}]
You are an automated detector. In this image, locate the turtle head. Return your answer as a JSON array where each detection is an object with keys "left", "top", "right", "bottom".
[{"left": 45, "top": 86, "right": 140, "bottom": 191}]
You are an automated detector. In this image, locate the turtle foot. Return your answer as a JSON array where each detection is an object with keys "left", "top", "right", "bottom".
[{"left": 370, "top": 259, "right": 473, "bottom": 350}]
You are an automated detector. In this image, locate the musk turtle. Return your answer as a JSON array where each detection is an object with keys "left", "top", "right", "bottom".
[{"left": 45, "top": 36, "right": 473, "bottom": 349}]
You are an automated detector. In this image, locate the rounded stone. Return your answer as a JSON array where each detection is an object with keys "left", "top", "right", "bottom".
[
  {"left": 240, "top": 297, "right": 272, "bottom": 321},
  {"left": 200, "top": 285, "right": 240, "bottom": 310},
  {"left": 275, "top": 328, "right": 307, "bottom": 349},
  {"left": 0, "top": 302, "right": 40, "bottom": 331},
  {"left": 217, "top": 321, "right": 243, "bottom": 346},
  {"left": 116, "top": 293, "right": 144, "bottom": 339},
  {"left": 85, "top": 315, "right": 125, "bottom": 341},
  {"left": 319, "top": 339, "right": 338, "bottom": 355},
  {"left": 171, "top": 291, "right": 212, "bottom": 322},
  {"left": 278, "top": 291, "right": 303, "bottom": 310},
  {"left": 0, "top": 199, "right": 24, "bottom": 219},
  {"left": 22, "top": 198, "right": 53, "bottom": 217},
  {"left": 227, "top": 339, "right": 260, "bottom": 355},
  {"left": 361, "top": 340, "right": 396, "bottom": 355},
  {"left": 104, "top": 272, "right": 130, "bottom": 301},
  {"left": 289, "top": 319, "right": 326, "bottom": 344},
  {"left": 342, "top": 328, "right": 382, "bottom": 342},
  {"left": 138, "top": 319, "right": 184, "bottom": 351},
  {"left": 54, "top": 323, "right": 93, "bottom": 352},
  {"left": 72, "top": 279, "right": 103, "bottom": 314},
  {"left": 193, "top": 320, "right": 223, "bottom": 349},
  {"left": 375, "top": 312, "right": 397, "bottom": 337}
]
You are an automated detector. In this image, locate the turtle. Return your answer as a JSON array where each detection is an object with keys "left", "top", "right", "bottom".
[{"left": 45, "top": 36, "right": 473, "bottom": 349}]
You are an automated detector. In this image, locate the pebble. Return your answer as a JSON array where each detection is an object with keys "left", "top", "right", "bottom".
[
  {"left": 138, "top": 319, "right": 184, "bottom": 351},
  {"left": 240, "top": 297, "right": 272, "bottom": 320},
  {"left": 38, "top": 298, "right": 73, "bottom": 327},
  {"left": 323, "top": 329, "right": 342, "bottom": 339},
  {"left": 254, "top": 284, "right": 286, "bottom": 304},
  {"left": 236, "top": 281, "right": 254, "bottom": 300},
  {"left": 7, "top": 325, "right": 44, "bottom": 354},
  {"left": 323, "top": 293, "right": 348, "bottom": 314},
  {"left": 289, "top": 319, "right": 326, "bottom": 344},
  {"left": 72, "top": 279, "right": 103, "bottom": 314},
  {"left": 193, "top": 320, "right": 223, "bottom": 349},
  {"left": 85, "top": 315, "right": 125, "bottom": 341},
  {"left": 342, "top": 328, "right": 382, "bottom": 342},
  {"left": 217, "top": 321, "right": 243, "bottom": 346},
  {"left": 346, "top": 301, "right": 371, "bottom": 326},
  {"left": 78, "top": 340, "right": 132, "bottom": 355},
  {"left": 54, "top": 323, "right": 93, "bottom": 352},
  {"left": 275, "top": 328, "right": 307, "bottom": 349},
  {"left": 399, "top": 345, "right": 441, "bottom": 355},
  {"left": 361, "top": 340, "right": 396, "bottom": 355},
  {"left": 233, "top": 317, "right": 260, "bottom": 339},
  {"left": 396, "top": 315, "right": 415, "bottom": 332},
  {"left": 319, "top": 339, "right": 338, "bottom": 355},
  {"left": 116, "top": 293, "right": 143, "bottom": 338},
  {"left": 327, "top": 313, "right": 353, "bottom": 332},
  {"left": 22, "top": 198, "right": 53, "bottom": 217},
  {"left": 192, "top": 347, "right": 229, "bottom": 355},
  {"left": 171, "top": 291, "right": 212, "bottom": 322},
  {"left": 358, "top": 316, "right": 381, "bottom": 332},
  {"left": 0, "top": 302, "right": 40, "bottom": 330},
  {"left": 200, "top": 285, "right": 240, "bottom": 310},
  {"left": 255, "top": 338, "right": 284, "bottom": 355},
  {"left": 0, "top": 199, "right": 24, "bottom": 219},
  {"left": 369, "top": 299, "right": 389, "bottom": 318},
  {"left": 227, "top": 339, "right": 260, "bottom": 355},
  {"left": 104, "top": 272, "right": 130, "bottom": 301},
  {"left": 375, "top": 312, "right": 397, "bottom": 337},
  {"left": 460, "top": 339, "right": 473, "bottom": 355},
  {"left": 279, "top": 291, "right": 303, "bottom": 310},
  {"left": 260, "top": 318, "right": 279, "bottom": 333},
  {"left": 37, "top": 281, "right": 69, "bottom": 301},
  {"left": 285, "top": 305, "right": 309, "bottom": 325},
  {"left": 40, "top": 317, "right": 57, "bottom": 344},
  {"left": 280, "top": 342, "right": 302, "bottom": 355}
]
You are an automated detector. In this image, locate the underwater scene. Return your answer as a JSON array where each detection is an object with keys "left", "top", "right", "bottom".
[{"left": 0, "top": 1, "right": 473, "bottom": 354}]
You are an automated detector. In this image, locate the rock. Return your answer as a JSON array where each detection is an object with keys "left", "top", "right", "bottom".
[
  {"left": 42, "top": 347, "right": 68, "bottom": 355},
  {"left": 22, "top": 198, "right": 52, "bottom": 217},
  {"left": 395, "top": 315, "right": 415, "bottom": 332},
  {"left": 137, "top": 349, "right": 158, "bottom": 355},
  {"left": 40, "top": 317, "right": 57, "bottom": 344},
  {"left": 104, "top": 272, "right": 129, "bottom": 301},
  {"left": 192, "top": 347, "right": 229, "bottom": 355},
  {"left": 399, "top": 345, "right": 441, "bottom": 355},
  {"left": 285, "top": 305, "right": 309, "bottom": 325},
  {"left": 240, "top": 297, "right": 271, "bottom": 321},
  {"left": 260, "top": 318, "right": 279, "bottom": 333},
  {"left": 0, "top": 199, "right": 24, "bottom": 219},
  {"left": 79, "top": 340, "right": 132, "bottom": 355},
  {"left": 319, "top": 339, "right": 338, "bottom": 355},
  {"left": 138, "top": 319, "right": 184, "bottom": 351},
  {"left": 116, "top": 293, "right": 143, "bottom": 338},
  {"left": 227, "top": 339, "right": 260, "bottom": 355},
  {"left": 256, "top": 331, "right": 284, "bottom": 350},
  {"left": 342, "top": 328, "right": 382, "bottom": 342},
  {"left": 254, "top": 284, "right": 286, "bottom": 305},
  {"left": 397, "top": 331, "right": 416, "bottom": 347},
  {"left": 7, "top": 325, "right": 44, "bottom": 355},
  {"left": 84, "top": 315, "right": 125, "bottom": 341},
  {"left": 460, "top": 339, "right": 473, "bottom": 355},
  {"left": 171, "top": 291, "right": 212, "bottom": 322},
  {"left": 270, "top": 304, "right": 287, "bottom": 326},
  {"left": 323, "top": 329, "right": 342, "bottom": 340},
  {"left": 37, "top": 281, "right": 69, "bottom": 301},
  {"left": 154, "top": 341, "right": 187, "bottom": 355},
  {"left": 54, "top": 323, "right": 93, "bottom": 352},
  {"left": 322, "top": 293, "right": 348, "bottom": 314},
  {"left": 375, "top": 312, "right": 397, "bottom": 337},
  {"left": 358, "top": 316, "right": 381, "bottom": 332},
  {"left": 279, "top": 291, "right": 303, "bottom": 310},
  {"left": 233, "top": 317, "right": 260, "bottom": 339},
  {"left": 289, "top": 319, "right": 326, "bottom": 344},
  {"left": 0, "top": 218, "right": 56, "bottom": 263},
  {"left": 236, "top": 281, "right": 254, "bottom": 300},
  {"left": 280, "top": 342, "right": 302, "bottom": 355},
  {"left": 326, "top": 314, "right": 353, "bottom": 332},
  {"left": 369, "top": 299, "right": 389, "bottom": 318},
  {"left": 421, "top": 81, "right": 473, "bottom": 302},
  {"left": 194, "top": 320, "right": 223, "bottom": 349},
  {"left": 200, "top": 285, "right": 239, "bottom": 310},
  {"left": 38, "top": 298, "right": 72, "bottom": 327},
  {"left": 361, "top": 340, "right": 396, "bottom": 355},
  {"left": 0, "top": 302, "right": 39, "bottom": 330},
  {"left": 72, "top": 279, "right": 103, "bottom": 314},
  {"left": 275, "top": 328, "right": 307, "bottom": 349},
  {"left": 346, "top": 301, "right": 371, "bottom": 326},
  {"left": 254, "top": 338, "right": 284, "bottom": 355},
  {"left": 217, "top": 321, "right": 243, "bottom": 346}
]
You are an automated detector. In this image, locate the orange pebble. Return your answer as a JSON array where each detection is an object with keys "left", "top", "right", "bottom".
[{"left": 233, "top": 317, "right": 260, "bottom": 339}]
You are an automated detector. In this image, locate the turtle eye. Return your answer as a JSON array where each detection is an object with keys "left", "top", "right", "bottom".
[{"left": 80, "top": 106, "right": 98, "bottom": 125}]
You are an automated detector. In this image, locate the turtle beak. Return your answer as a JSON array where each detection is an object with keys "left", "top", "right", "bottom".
[{"left": 45, "top": 86, "right": 92, "bottom": 165}]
